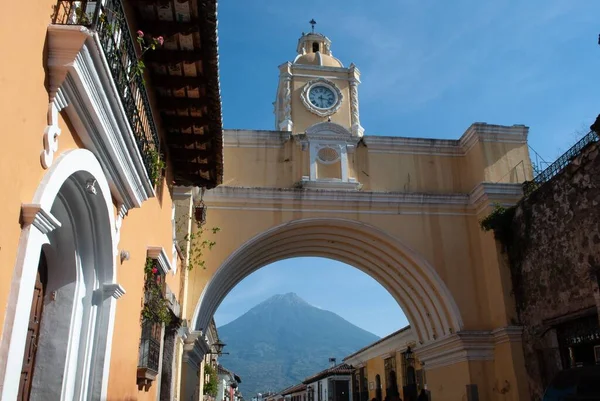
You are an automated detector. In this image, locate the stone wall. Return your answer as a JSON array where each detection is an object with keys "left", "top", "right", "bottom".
[{"left": 495, "top": 140, "right": 600, "bottom": 400}]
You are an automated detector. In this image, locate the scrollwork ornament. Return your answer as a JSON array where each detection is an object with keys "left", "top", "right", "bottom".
[{"left": 41, "top": 102, "right": 62, "bottom": 169}]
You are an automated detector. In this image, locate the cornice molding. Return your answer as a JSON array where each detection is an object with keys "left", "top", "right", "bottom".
[
  {"left": 223, "top": 129, "right": 291, "bottom": 148},
  {"left": 46, "top": 24, "right": 92, "bottom": 101},
  {"left": 492, "top": 326, "right": 523, "bottom": 345},
  {"left": 49, "top": 25, "right": 155, "bottom": 210},
  {"left": 147, "top": 246, "right": 173, "bottom": 275},
  {"left": 203, "top": 183, "right": 523, "bottom": 216},
  {"left": 416, "top": 326, "right": 525, "bottom": 370},
  {"left": 297, "top": 179, "right": 362, "bottom": 191},
  {"left": 416, "top": 331, "right": 495, "bottom": 370},
  {"left": 182, "top": 331, "right": 208, "bottom": 369},
  {"left": 172, "top": 186, "right": 197, "bottom": 201},
  {"left": 221, "top": 123, "right": 528, "bottom": 156},
  {"left": 21, "top": 204, "right": 62, "bottom": 234},
  {"left": 469, "top": 183, "right": 523, "bottom": 214},
  {"left": 290, "top": 63, "right": 350, "bottom": 74}
]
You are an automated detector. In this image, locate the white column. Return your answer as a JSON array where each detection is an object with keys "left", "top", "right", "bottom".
[
  {"left": 340, "top": 146, "right": 349, "bottom": 182},
  {"left": 309, "top": 142, "right": 318, "bottom": 181}
]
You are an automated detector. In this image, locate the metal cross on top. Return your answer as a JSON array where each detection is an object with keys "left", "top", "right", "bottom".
[{"left": 309, "top": 19, "right": 316, "bottom": 33}]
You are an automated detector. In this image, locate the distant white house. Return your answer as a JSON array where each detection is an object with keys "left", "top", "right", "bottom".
[
  {"left": 217, "top": 365, "right": 242, "bottom": 401},
  {"left": 304, "top": 360, "right": 353, "bottom": 401}
]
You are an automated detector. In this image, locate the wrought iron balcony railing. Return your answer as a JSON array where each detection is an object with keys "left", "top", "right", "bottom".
[
  {"left": 52, "top": 0, "right": 162, "bottom": 186},
  {"left": 523, "top": 130, "right": 599, "bottom": 196},
  {"left": 138, "top": 319, "right": 161, "bottom": 373}
]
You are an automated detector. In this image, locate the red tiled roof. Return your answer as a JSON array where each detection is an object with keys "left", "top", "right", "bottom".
[
  {"left": 303, "top": 363, "right": 354, "bottom": 384},
  {"left": 281, "top": 383, "right": 307, "bottom": 396}
]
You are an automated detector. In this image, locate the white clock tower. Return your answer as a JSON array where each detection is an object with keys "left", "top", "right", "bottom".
[{"left": 273, "top": 22, "right": 364, "bottom": 189}]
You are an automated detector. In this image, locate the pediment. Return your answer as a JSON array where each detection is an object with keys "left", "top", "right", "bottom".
[{"left": 305, "top": 122, "right": 352, "bottom": 138}]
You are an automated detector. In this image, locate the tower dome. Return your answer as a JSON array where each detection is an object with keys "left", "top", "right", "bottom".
[{"left": 293, "top": 32, "right": 344, "bottom": 68}]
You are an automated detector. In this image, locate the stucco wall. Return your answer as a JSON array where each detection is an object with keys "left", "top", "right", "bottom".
[
  {"left": 0, "top": 3, "right": 183, "bottom": 398},
  {"left": 494, "top": 141, "right": 600, "bottom": 400}
]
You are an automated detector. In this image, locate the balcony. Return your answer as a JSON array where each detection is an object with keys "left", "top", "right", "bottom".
[
  {"left": 53, "top": 0, "right": 162, "bottom": 190},
  {"left": 49, "top": 0, "right": 223, "bottom": 210}
]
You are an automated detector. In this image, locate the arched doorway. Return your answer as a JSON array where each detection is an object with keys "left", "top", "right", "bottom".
[{"left": 0, "top": 149, "right": 118, "bottom": 401}]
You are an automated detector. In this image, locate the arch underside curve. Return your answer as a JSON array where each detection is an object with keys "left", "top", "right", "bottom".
[{"left": 194, "top": 218, "right": 463, "bottom": 344}]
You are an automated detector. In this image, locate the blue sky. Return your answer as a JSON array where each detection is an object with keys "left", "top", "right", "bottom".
[
  {"left": 213, "top": 1, "right": 600, "bottom": 336},
  {"left": 214, "top": 258, "right": 408, "bottom": 338}
]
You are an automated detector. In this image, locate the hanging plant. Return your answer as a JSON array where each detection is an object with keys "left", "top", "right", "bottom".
[
  {"left": 141, "top": 258, "right": 171, "bottom": 325},
  {"left": 203, "top": 364, "right": 219, "bottom": 396}
]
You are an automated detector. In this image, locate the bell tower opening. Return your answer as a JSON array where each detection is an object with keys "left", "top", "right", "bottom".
[{"left": 312, "top": 42, "right": 319, "bottom": 53}]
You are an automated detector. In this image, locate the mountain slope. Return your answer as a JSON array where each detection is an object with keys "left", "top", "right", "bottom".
[{"left": 217, "top": 293, "right": 379, "bottom": 397}]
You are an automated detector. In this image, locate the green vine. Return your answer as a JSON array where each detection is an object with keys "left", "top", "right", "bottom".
[
  {"left": 148, "top": 148, "right": 165, "bottom": 187},
  {"left": 185, "top": 226, "right": 220, "bottom": 271},
  {"left": 175, "top": 212, "right": 220, "bottom": 271},
  {"left": 98, "top": 11, "right": 164, "bottom": 84},
  {"left": 203, "top": 364, "right": 219, "bottom": 396},
  {"left": 479, "top": 203, "right": 516, "bottom": 245},
  {"left": 141, "top": 258, "right": 172, "bottom": 325}
]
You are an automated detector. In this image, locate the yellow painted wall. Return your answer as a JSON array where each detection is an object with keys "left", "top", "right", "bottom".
[
  {"left": 188, "top": 204, "right": 509, "bottom": 332},
  {"left": 220, "top": 136, "right": 531, "bottom": 194},
  {"left": 0, "top": 4, "right": 184, "bottom": 397},
  {"left": 290, "top": 70, "right": 351, "bottom": 134}
]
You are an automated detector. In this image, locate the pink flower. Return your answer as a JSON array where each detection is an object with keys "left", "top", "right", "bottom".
[
  {"left": 156, "top": 276, "right": 161, "bottom": 283},
  {"left": 156, "top": 36, "right": 164, "bottom": 46},
  {"left": 137, "top": 30, "right": 144, "bottom": 38},
  {"left": 152, "top": 267, "right": 158, "bottom": 274}
]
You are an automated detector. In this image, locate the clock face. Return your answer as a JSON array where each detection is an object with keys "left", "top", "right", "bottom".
[{"left": 308, "top": 85, "right": 336, "bottom": 109}]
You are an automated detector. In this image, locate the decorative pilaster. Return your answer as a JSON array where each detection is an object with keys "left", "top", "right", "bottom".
[
  {"left": 349, "top": 64, "right": 364, "bottom": 137},
  {"left": 278, "top": 63, "right": 293, "bottom": 132}
]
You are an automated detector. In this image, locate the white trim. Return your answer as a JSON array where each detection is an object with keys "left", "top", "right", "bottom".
[
  {"left": 203, "top": 183, "right": 522, "bottom": 210},
  {"left": 415, "top": 331, "right": 495, "bottom": 370},
  {"left": 291, "top": 64, "right": 350, "bottom": 74},
  {"left": 102, "top": 283, "right": 126, "bottom": 299},
  {"left": 47, "top": 24, "right": 155, "bottom": 211},
  {"left": 0, "top": 149, "right": 118, "bottom": 401},
  {"left": 21, "top": 204, "right": 62, "bottom": 234},
  {"left": 492, "top": 326, "right": 523, "bottom": 345},
  {"left": 147, "top": 246, "right": 174, "bottom": 275},
  {"left": 298, "top": 180, "right": 361, "bottom": 191}
]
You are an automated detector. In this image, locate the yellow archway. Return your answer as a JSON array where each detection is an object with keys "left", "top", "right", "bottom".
[{"left": 192, "top": 217, "right": 463, "bottom": 345}]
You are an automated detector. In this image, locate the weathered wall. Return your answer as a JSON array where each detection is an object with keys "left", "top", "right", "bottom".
[{"left": 496, "top": 140, "right": 600, "bottom": 400}]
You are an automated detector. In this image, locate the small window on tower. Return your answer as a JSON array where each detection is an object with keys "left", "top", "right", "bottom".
[{"left": 312, "top": 42, "right": 319, "bottom": 52}]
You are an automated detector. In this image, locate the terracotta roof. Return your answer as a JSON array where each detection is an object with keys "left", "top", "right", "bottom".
[
  {"left": 343, "top": 325, "right": 411, "bottom": 361},
  {"left": 132, "top": 0, "right": 224, "bottom": 188},
  {"left": 281, "top": 383, "right": 307, "bottom": 396},
  {"left": 303, "top": 363, "right": 354, "bottom": 384}
]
